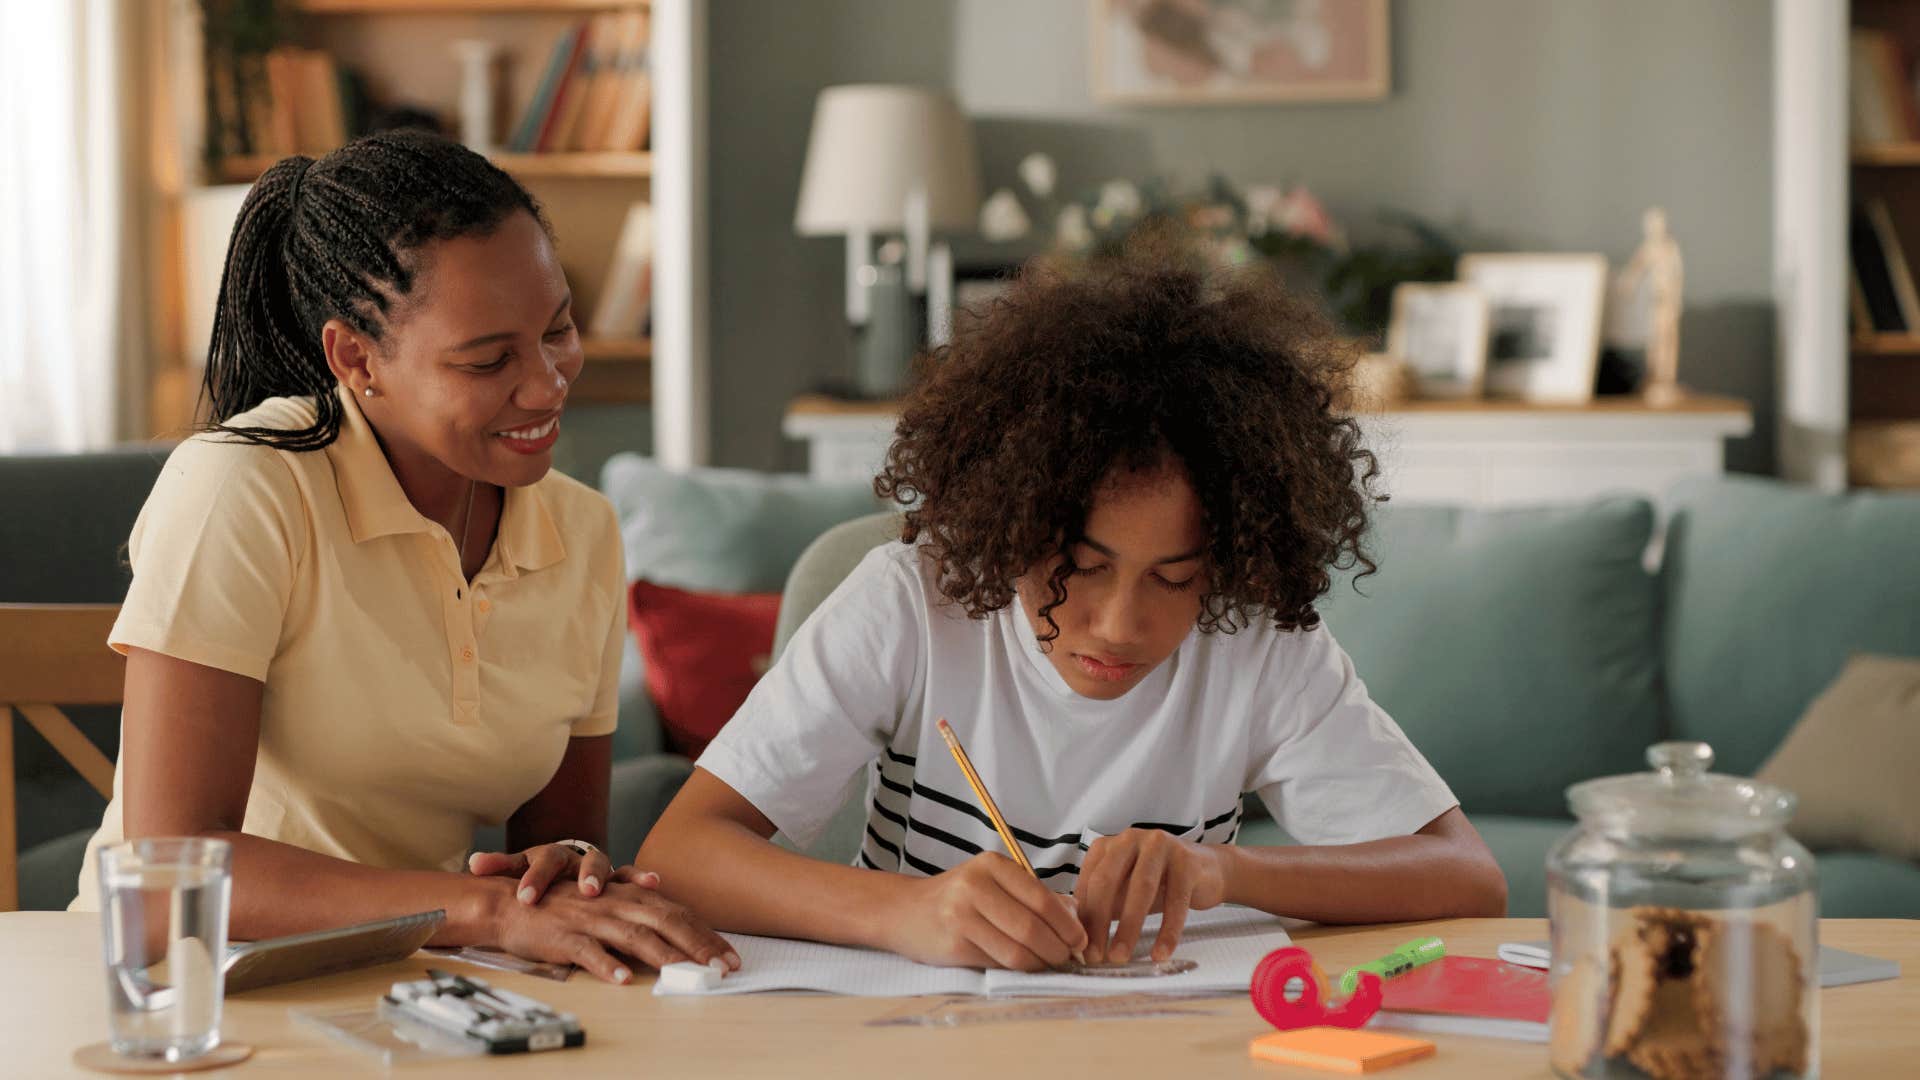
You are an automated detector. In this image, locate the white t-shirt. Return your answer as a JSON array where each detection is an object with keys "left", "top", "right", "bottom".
[{"left": 698, "top": 542, "right": 1457, "bottom": 888}]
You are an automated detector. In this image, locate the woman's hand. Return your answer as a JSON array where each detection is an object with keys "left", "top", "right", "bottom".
[
  {"left": 488, "top": 876, "right": 740, "bottom": 985},
  {"left": 468, "top": 842, "right": 631, "bottom": 905},
  {"left": 879, "top": 852, "right": 1087, "bottom": 972},
  {"left": 1073, "top": 829, "right": 1230, "bottom": 964}
]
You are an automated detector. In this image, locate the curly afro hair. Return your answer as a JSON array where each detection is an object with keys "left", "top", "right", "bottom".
[{"left": 875, "top": 233, "right": 1381, "bottom": 644}]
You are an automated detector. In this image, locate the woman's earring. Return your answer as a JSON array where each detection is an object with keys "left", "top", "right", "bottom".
[{"left": 363, "top": 386, "right": 376, "bottom": 398}]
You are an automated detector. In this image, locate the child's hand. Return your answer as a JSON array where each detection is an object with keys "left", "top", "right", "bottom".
[
  {"left": 884, "top": 853, "right": 1088, "bottom": 971},
  {"left": 1074, "top": 829, "right": 1230, "bottom": 964}
]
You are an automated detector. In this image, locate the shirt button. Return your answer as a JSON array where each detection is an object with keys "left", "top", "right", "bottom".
[
  {"left": 477, "top": 598, "right": 491, "bottom": 614},
  {"left": 461, "top": 646, "right": 475, "bottom": 663}
]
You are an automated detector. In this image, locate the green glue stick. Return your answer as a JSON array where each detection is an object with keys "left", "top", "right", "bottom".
[{"left": 1337, "top": 936, "right": 1445, "bottom": 994}]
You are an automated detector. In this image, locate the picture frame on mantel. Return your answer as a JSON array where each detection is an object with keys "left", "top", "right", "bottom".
[
  {"left": 1387, "top": 282, "right": 1489, "bottom": 400},
  {"left": 1090, "top": 0, "right": 1390, "bottom": 105},
  {"left": 1458, "top": 253, "right": 1608, "bottom": 404}
]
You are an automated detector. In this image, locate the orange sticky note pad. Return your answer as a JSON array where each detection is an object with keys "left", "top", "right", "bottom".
[{"left": 1249, "top": 1027, "right": 1436, "bottom": 1073}]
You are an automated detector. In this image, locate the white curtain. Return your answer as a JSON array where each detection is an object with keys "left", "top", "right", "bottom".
[{"left": 0, "top": 0, "right": 132, "bottom": 451}]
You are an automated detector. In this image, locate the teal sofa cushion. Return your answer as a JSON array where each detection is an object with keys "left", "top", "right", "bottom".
[
  {"left": 1662, "top": 477, "right": 1920, "bottom": 776},
  {"left": 1316, "top": 498, "right": 1662, "bottom": 819},
  {"left": 602, "top": 454, "right": 881, "bottom": 593}
]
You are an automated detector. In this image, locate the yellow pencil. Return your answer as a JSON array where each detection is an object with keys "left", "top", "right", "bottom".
[
  {"left": 935, "top": 716, "right": 1035, "bottom": 876},
  {"left": 935, "top": 717, "right": 1086, "bottom": 966}
]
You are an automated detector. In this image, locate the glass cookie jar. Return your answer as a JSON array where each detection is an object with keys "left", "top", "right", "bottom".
[{"left": 1546, "top": 741, "right": 1818, "bottom": 1080}]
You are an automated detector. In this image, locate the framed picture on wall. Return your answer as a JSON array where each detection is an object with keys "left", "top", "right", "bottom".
[
  {"left": 1090, "top": 0, "right": 1390, "bottom": 105},
  {"left": 1457, "top": 253, "right": 1609, "bottom": 403},
  {"left": 1386, "top": 283, "right": 1490, "bottom": 400}
]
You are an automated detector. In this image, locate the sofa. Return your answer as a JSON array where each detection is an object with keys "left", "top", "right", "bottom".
[
  {"left": 11, "top": 443, "right": 1918, "bottom": 920},
  {"left": 747, "top": 478, "right": 1920, "bottom": 919}
]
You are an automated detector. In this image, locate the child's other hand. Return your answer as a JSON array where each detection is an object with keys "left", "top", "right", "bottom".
[
  {"left": 1074, "top": 829, "right": 1229, "bottom": 964},
  {"left": 885, "top": 853, "right": 1088, "bottom": 971}
]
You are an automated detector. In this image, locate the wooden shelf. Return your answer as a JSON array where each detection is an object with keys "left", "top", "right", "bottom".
[
  {"left": 580, "top": 337, "right": 650, "bottom": 362},
  {"left": 569, "top": 354, "right": 650, "bottom": 404},
  {"left": 296, "top": 0, "right": 647, "bottom": 13},
  {"left": 1852, "top": 333, "right": 1920, "bottom": 355},
  {"left": 492, "top": 152, "right": 651, "bottom": 179},
  {"left": 1851, "top": 142, "right": 1920, "bottom": 166},
  {"left": 215, "top": 151, "right": 649, "bottom": 184}
]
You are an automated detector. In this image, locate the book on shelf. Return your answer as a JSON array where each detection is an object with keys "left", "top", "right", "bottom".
[
  {"left": 1852, "top": 266, "right": 1876, "bottom": 337},
  {"left": 510, "top": 20, "right": 585, "bottom": 152},
  {"left": 521, "top": 20, "right": 592, "bottom": 152},
  {"left": 246, "top": 47, "right": 357, "bottom": 160},
  {"left": 541, "top": 16, "right": 604, "bottom": 152},
  {"left": 510, "top": 13, "right": 651, "bottom": 156},
  {"left": 588, "top": 202, "right": 655, "bottom": 341},
  {"left": 571, "top": 13, "right": 629, "bottom": 152},
  {"left": 1866, "top": 198, "right": 1920, "bottom": 331},
  {"left": 599, "top": 9, "right": 653, "bottom": 153},
  {"left": 1850, "top": 29, "right": 1919, "bottom": 144},
  {"left": 1851, "top": 201, "right": 1911, "bottom": 333}
]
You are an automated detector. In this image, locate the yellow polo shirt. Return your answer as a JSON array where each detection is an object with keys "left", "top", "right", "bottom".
[{"left": 71, "top": 388, "right": 624, "bottom": 909}]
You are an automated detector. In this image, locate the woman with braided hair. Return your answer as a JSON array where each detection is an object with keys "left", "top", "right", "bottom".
[{"left": 69, "top": 130, "right": 736, "bottom": 984}]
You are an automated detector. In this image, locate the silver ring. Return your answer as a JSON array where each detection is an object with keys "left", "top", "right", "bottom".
[{"left": 554, "top": 839, "right": 600, "bottom": 859}]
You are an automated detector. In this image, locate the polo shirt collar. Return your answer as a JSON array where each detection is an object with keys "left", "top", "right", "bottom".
[
  {"left": 329, "top": 385, "right": 567, "bottom": 576},
  {"left": 495, "top": 483, "right": 566, "bottom": 578}
]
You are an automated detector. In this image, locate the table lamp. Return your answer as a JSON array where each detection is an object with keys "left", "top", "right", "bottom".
[{"left": 794, "top": 85, "right": 980, "bottom": 392}]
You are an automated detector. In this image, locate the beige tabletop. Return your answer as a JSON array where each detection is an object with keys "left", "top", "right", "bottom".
[{"left": 4, "top": 914, "right": 1914, "bottom": 1078}]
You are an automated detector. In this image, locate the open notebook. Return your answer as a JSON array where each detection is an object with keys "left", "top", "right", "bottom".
[{"left": 654, "top": 905, "right": 1293, "bottom": 997}]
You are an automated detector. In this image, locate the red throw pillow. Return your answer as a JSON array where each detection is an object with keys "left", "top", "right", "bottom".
[{"left": 627, "top": 579, "right": 781, "bottom": 759}]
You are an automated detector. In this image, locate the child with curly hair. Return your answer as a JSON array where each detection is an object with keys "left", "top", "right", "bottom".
[{"left": 639, "top": 239, "right": 1507, "bottom": 971}]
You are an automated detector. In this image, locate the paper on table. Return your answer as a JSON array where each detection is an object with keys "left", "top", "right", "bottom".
[
  {"left": 653, "top": 905, "right": 1293, "bottom": 998},
  {"left": 1499, "top": 939, "right": 1900, "bottom": 988}
]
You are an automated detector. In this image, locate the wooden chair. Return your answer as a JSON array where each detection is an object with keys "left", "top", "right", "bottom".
[{"left": 0, "top": 604, "right": 120, "bottom": 911}]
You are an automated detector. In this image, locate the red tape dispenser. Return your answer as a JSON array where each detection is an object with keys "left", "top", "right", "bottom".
[{"left": 1249, "top": 947, "right": 1383, "bottom": 1030}]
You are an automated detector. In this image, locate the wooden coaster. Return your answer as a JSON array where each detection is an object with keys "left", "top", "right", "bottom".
[{"left": 72, "top": 1041, "right": 253, "bottom": 1074}]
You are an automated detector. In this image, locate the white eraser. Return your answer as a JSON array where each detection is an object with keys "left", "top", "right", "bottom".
[{"left": 658, "top": 961, "right": 721, "bottom": 993}]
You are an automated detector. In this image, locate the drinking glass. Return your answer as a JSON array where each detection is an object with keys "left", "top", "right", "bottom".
[{"left": 96, "top": 837, "right": 233, "bottom": 1062}]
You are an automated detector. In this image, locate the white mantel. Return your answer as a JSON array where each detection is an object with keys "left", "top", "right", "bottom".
[{"left": 783, "top": 393, "right": 1754, "bottom": 510}]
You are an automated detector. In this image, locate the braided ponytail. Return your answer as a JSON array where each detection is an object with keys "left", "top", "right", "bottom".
[{"left": 201, "top": 129, "right": 543, "bottom": 451}]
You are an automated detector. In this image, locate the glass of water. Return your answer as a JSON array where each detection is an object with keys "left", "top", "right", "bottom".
[{"left": 96, "top": 838, "right": 233, "bottom": 1062}]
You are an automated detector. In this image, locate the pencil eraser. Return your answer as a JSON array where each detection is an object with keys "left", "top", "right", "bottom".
[
  {"left": 658, "top": 961, "right": 722, "bottom": 993},
  {"left": 1249, "top": 1027, "right": 1435, "bottom": 1073}
]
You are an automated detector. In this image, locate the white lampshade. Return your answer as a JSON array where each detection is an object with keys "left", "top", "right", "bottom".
[{"left": 794, "top": 85, "right": 981, "bottom": 235}]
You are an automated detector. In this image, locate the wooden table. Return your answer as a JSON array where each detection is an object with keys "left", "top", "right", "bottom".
[{"left": 5, "top": 915, "right": 1913, "bottom": 1077}]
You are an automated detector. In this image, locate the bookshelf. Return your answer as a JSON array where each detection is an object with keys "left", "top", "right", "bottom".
[
  {"left": 148, "top": 0, "right": 671, "bottom": 432},
  {"left": 1847, "top": 1, "right": 1920, "bottom": 487}
]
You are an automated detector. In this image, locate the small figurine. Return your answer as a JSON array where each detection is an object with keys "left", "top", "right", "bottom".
[{"left": 1617, "top": 207, "right": 1686, "bottom": 405}]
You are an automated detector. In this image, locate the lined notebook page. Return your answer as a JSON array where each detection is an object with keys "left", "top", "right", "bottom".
[
  {"left": 653, "top": 906, "right": 1291, "bottom": 998},
  {"left": 653, "top": 931, "right": 985, "bottom": 997}
]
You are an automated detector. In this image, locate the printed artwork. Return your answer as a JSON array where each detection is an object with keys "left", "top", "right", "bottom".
[{"left": 1092, "top": 0, "right": 1390, "bottom": 104}]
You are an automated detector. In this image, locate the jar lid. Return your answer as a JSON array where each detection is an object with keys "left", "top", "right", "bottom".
[{"left": 1565, "top": 742, "right": 1797, "bottom": 838}]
